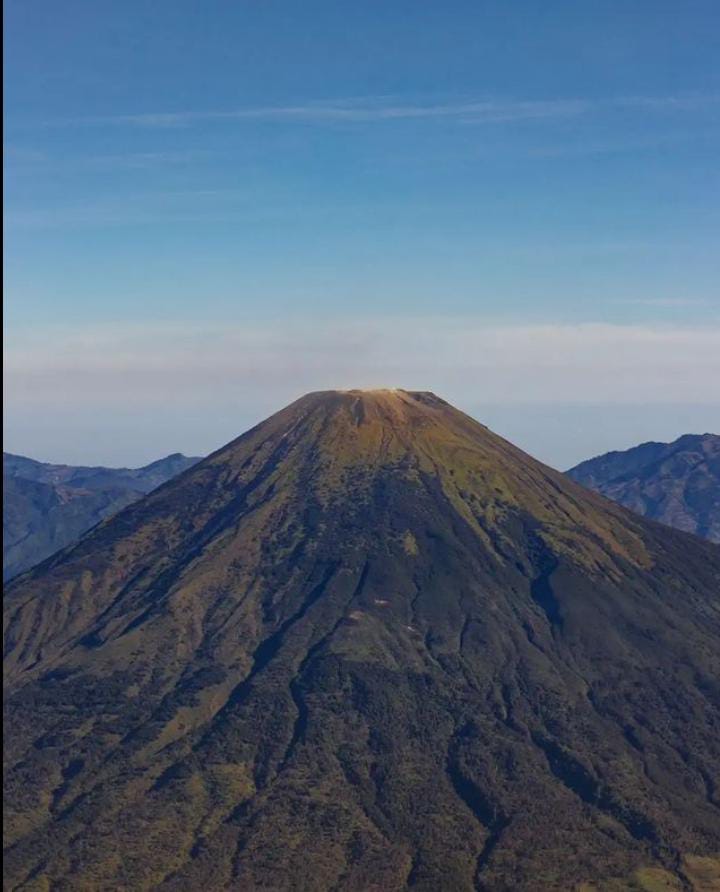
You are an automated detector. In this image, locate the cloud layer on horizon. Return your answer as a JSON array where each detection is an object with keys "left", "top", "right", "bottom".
[{"left": 5, "top": 318, "right": 719, "bottom": 413}]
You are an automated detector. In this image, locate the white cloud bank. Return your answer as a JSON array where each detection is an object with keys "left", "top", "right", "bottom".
[{"left": 5, "top": 319, "right": 720, "bottom": 412}]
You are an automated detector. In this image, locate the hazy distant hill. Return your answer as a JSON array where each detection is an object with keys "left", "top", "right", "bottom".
[
  {"left": 3, "top": 452, "right": 199, "bottom": 581},
  {"left": 568, "top": 433, "right": 719, "bottom": 542},
  {"left": 4, "top": 391, "right": 719, "bottom": 891}
]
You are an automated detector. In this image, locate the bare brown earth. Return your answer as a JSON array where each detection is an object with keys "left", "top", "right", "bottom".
[{"left": 4, "top": 390, "right": 720, "bottom": 891}]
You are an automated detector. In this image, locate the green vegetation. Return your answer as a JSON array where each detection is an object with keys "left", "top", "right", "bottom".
[{"left": 4, "top": 391, "right": 720, "bottom": 890}]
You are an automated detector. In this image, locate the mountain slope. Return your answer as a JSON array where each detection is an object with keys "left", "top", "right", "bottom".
[
  {"left": 3, "top": 452, "right": 200, "bottom": 580},
  {"left": 4, "top": 391, "right": 720, "bottom": 892},
  {"left": 568, "top": 433, "right": 720, "bottom": 542}
]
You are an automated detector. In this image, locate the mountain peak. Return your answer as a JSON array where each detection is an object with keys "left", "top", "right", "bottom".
[
  {"left": 5, "top": 395, "right": 720, "bottom": 891},
  {"left": 292, "top": 387, "right": 449, "bottom": 411}
]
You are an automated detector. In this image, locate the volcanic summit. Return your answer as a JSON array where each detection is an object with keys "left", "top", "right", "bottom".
[{"left": 4, "top": 390, "right": 720, "bottom": 891}]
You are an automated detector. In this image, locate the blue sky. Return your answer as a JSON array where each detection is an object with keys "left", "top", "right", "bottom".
[{"left": 4, "top": 0, "right": 720, "bottom": 467}]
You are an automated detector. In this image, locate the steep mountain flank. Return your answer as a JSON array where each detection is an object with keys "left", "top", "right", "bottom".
[{"left": 4, "top": 391, "right": 720, "bottom": 891}]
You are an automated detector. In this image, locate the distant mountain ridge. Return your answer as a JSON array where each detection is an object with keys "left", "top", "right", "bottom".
[
  {"left": 567, "top": 433, "right": 719, "bottom": 542},
  {"left": 3, "top": 452, "right": 200, "bottom": 581}
]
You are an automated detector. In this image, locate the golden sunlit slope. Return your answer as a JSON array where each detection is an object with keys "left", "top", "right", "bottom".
[{"left": 4, "top": 390, "right": 720, "bottom": 891}]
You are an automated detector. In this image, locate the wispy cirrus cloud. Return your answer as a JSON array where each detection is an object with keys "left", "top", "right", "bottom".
[
  {"left": 48, "top": 98, "right": 592, "bottom": 128},
  {"left": 614, "top": 94, "right": 720, "bottom": 112},
  {"left": 16, "top": 92, "right": 719, "bottom": 130}
]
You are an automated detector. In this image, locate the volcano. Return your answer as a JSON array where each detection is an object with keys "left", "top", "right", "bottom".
[{"left": 4, "top": 390, "right": 720, "bottom": 891}]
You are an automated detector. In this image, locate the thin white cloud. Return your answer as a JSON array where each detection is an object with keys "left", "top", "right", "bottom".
[
  {"left": 615, "top": 94, "right": 720, "bottom": 111},
  {"left": 5, "top": 319, "right": 720, "bottom": 413},
  {"left": 55, "top": 98, "right": 591, "bottom": 128},
  {"left": 16, "top": 92, "right": 719, "bottom": 130}
]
